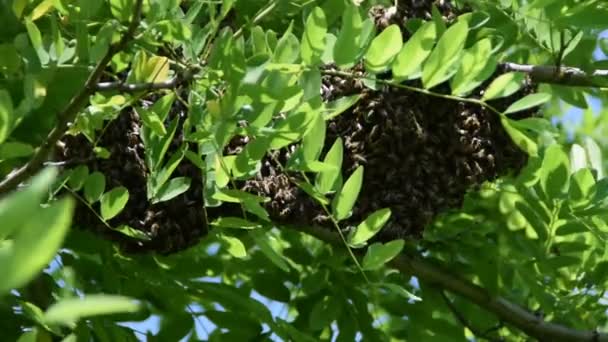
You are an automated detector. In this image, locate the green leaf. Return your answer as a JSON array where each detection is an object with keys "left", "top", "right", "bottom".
[
  {"left": 154, "top": 20, "right": 192, "bottom": 42},
  {"left": 0, "top": 169, "right": 56, "bottom": 239},
  {"left": 113, "top": 225, "right": 151, "bottom": 241},
  {"left": 540, "top": 144, "right": 570, "bottom": 200},
  {"left": 300, "top": 69, "right": 322, "bottom": 101},
  {"left": 301, "top": 7, "right": 327, "bottom": 65},
  {"left": 0, "top": 142, "right": 34, "bottom": 160},
  {"left": 379, "top": 283, "right": 421, "bottom": 301},
  {"left": 24, "top": 19, "right": 49, "bottom": 65},
  {"left": 0, "top": 197, "right": 73, "bottom": 295},
  {"left": 250, "top": 230, "right": 290, "bottom": 272},
  {"left": 149, "top": 144, "right": 186, "bottom": 198},
  {"left": 83, "top": 172, "right": 105, "bottom": 203},
  {"left": 213, "top": 189, "right": 268, "bottom": 204},
  {"left": 100, "top": 186, "right": 129, "bottom": 220},
  {"left": 362, "top": 240, "right": 404, "bottom": 270},
  {"left": 431, "top": 5, "right": 447, "bottom": 37},
  {"left": 569, "top": 144, "right": 587, "bottom": 173},
  {"left": 219, "top": 234, "right": 247, "bottom": 258},
  {"left": 273, "top": 30, "right": 299, "bottom": 63},
  {"left": 332, "top": 166, "right": 363, "bottom": 221},
  {"left": 152, "top": 177, "right": 191, "bottom": 203},
  {"left": 333, "top": 5, "right": 363, "bottom": 67},
  {"left": 504, "top": 93, "right": 550, "bottom": 114},
  {"left": 67, "top": 165, "right": 89, "bottom": 191},
  {"left": 151, "top": 93, "right": 176, "bottom": 121},
  {"left": 211, "top": 217, "right": 262, "bottom": 229},
  {"left": 457, "top": 11, "right": 490, "bottom": 30},
  {"left": 137, "top": 107, "right": 166, "bottom": 136},
  {"left": 422, "top": 20, "right": 468, "bottom": 89},
  {"left": 583, "top": 137, "right": 603, "bottom": 179},
  {"left": 44, "top": 295, "right": 140, "bottom": 326},
  {"left": 316, "top": 137, "right": 343, "bottom": 194},
  {"left": 302, "top": 114, "right": 326, "bottom": 162},
  {"left": 450, "top": 38, "right": 497, "bottom": 95},
  {"left": 500, "top": 116, "right": 538, "bottom": 157},
  {"left": 557, "top": 222, "right": 588, "bottom": 238},
  {"left": 541, "top": 255, "right": 581, "bottom": 270},
  {"left": 309, "top": 296, "right": 342, "bottom": 330},
  {"left": 349, "top": 208, "right": 392, "bottom": 246},
  {"left": 294, "top": 179, "right": 329, "bottom": 205},
  {"left": 90, "top": 20, "right": 117, "bottom": 63},
  {"left": 110, "top": 0, "right": 135, "bottom": 22},
  {"left": 0, "top": 89, "right": 14, "bottom": 144},
  {"left": 392, "top": 21, "right": 437, "bottom": 80},
  {"left": 482, "top": 72, "right": 525, "bottom": 100},
  {"left": 569, "top": 168, "right": 595, "bottom": 205},
  {"left": 323, "top": 94, "right": 362, "bottom": 120},
  {"left": 94, "top": 147, "right": 111, "bottom": 159},
  {"left": 364, "top": 25, "right": 403, "bottom": 73}
]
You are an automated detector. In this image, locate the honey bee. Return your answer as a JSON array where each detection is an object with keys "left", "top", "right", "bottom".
[{"left": 352, "top": 154, "right": 368, "bottom": 164}]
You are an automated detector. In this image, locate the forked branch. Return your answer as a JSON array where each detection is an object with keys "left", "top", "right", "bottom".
[{"left": 0, "top": 0, "right": 144, "bottom": 195}]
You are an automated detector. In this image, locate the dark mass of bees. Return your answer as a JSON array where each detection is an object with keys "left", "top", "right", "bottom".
[{"left": 58, "top": 2, "right": 538, "bottom": 254}]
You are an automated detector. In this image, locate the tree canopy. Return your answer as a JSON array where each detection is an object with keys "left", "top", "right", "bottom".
[{"left": 3, "top": 0, "right": 608, "bottom": 341}]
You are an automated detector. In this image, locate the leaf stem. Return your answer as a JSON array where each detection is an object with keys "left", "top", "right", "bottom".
[{"left": 319, "top": 68, "right": 503, "bottom": 116}]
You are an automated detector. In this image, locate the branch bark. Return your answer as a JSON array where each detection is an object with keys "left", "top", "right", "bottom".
[
  {"left": 294, "top": 224, "right": 607, "bottom": 342},
  {"left": 94, "top": 68, "right": 197, "bottom": 93},
  {"left": 0, "top": 0, "right": 144, "bottom": 195},
  {"left": 501, "top": 62, "right": 608, "bottom": 88}
]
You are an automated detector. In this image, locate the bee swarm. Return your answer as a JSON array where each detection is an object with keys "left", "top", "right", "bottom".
[{"left": 57, "top": 1, "right": 538, "bottom": 254}]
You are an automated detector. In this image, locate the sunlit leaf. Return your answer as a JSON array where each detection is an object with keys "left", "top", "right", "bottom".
[
  {"left": 392, "top": 21, "right": 437, "bottom": 80},
  {"left": 482, "top": 72, "right": 525, "bottom": 100},
  {"left": 0, "top": 197, "right": 73, "bottom": 294},
  {"left": 44, "top": 295, "right": 140, "bottom": 326},
  {"left": 332, "top": 166, "right": 363, "bottom": 221},
  {"left": 100, "top": 186, "right": 129, "bottom": 220},
  {"left": 365, "top": 25, "right": 403, "bottom": 73},
  {"left": 316, "top": 137, "right": 343, "bottom": 194},
  {"left": 152, "top": 177, "right": 191, "bottom": 203},
  {"left": 219, "top": 234, "right": 247, "bottom": 258},
  {"left": 349, "top": 208, "right": 392, "bottom": 246},
  {"left": 83, "top": 172, "right": 105, "bottom": 203},
  {"left": 362, "top": 240, "right": 404, "bottom": 270},
  {"left": 504, "top": 93, "right": 551, "bottom": 114},
  {"left": 422, "top": 20, "right": 468, "bottom": 89},
  {"left": 334, "top": 5, "right": 363, "bottom": 67},
  {"left": 540, "top": 144, "right": 570, "bottom": 200},
  {"left": 301, "top": 7, "right": 327, "bottom": 65}
]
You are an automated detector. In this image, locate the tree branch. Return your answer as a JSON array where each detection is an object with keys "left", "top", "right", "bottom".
[
  {"left": 0, "top": 0, "right": 144, "bottom": 195},
  {"left": 94, "top": 68, "right": 197, "bottom": 93},
  {"left": 294, "top": 224, "right": 607, "bottom": 342},
  {"left": 501, "top": 62, "right": 608, "bottom": 88}
]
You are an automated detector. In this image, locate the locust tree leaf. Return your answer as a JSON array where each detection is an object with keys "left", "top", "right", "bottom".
[{"left": 332, "top": 166, "right": 364, "bottom": 221}]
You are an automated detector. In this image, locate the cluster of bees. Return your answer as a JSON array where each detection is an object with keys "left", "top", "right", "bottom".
[
  {"left": 60, "top": 103, "right": 208, "bottom": 254},
  {"left": 57, "top": 1, "right": 537, "bottom": 254}
]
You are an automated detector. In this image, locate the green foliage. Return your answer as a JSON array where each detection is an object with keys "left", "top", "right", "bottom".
[{"left": 2, "top": 0, "right": 608, "bottom": 340}]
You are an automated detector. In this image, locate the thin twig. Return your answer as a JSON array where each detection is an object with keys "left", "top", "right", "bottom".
[
  {"left": 319, "top": 69, "right": 503, "bottom": 116},
  {"left": 0, "top": 0, "right": 144, "bottom": 195},
  {"left": 94, "top": 68, "right": 197, "bottom": 93},
  {"left": 440, "top": 290, "right": 502, "bottom": 341}
]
